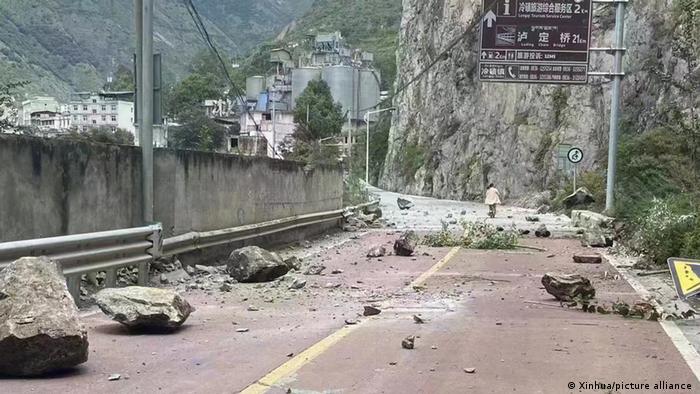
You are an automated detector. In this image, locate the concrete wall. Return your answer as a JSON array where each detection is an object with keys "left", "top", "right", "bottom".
[
  {"left": 0, "top": 135, "right": 142, "bottom": 241},
  {"left": 0, "top": 135, "right": 343, "bottom": 242},
  {"left": 153, "top": 149, "right": 343, "bottom": 237}
]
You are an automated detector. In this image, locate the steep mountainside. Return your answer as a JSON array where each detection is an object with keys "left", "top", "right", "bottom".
[
  {"left": 381, "top": 0, "right": 698, "bottom": 200},
  {"left": 0, "top": 0, "right": 313, "bottom": 99}
]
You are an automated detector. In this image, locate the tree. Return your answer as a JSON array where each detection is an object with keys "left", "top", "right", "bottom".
[
  {"left": 293, "top": 79, "right": 345, "bottom": 141},
  {"left": 104, "top": 64, "right": 135, "bottom": 92},
  {"left": 169, "top": 110, "right": 226, "bottom": 152},
  {"left": 59, "top": 126, "right": 135, "bottom": 145},
  {"left": 0, "top": 81, "right": 29, "bottom": 133}
]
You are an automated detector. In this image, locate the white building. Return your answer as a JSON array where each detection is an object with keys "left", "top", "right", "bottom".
[
  {"left": 239, "top": 110, "right": 295, "bottom": 159},
  {"left": 67, "top": 92, "right": 135, "bottom": 135},
  {"left": 17, "top": 97, "right": 71, "bottom": 130}
]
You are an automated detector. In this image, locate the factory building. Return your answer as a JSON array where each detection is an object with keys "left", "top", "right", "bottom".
[{"left": 240, "top": 32, "right": 382, "bottom": 159}]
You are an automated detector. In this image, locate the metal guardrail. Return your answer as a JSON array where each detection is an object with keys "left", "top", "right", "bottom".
[
  {"left": 0, "top": 200, "right": 379, "bottom": 303},
  {"left": 161, "top": 200, "right": 379, "bottom": 256},
  {"left": 0, "top": 224, "right": 162, "bottom": 302}
]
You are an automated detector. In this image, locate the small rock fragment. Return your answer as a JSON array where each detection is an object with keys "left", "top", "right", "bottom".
[
  {"left": 288, "top": 278, "right": 307, "bottom": 290},
  {"left": 464, "top": 368, "right": 476, "bottom": 374},
  {"left": 363, "top": 306, "right": 381, "bottom": 316},
  {"left": 236, "top": 328, "right": 249, "bottom": 333},
  {"left": 367, "top": 246, "right": 387, "bottom": 258},
  {"left": 402, "top": 335, "right": 416, "bottom": 349},
  {"left": 413, "top": 315, "right": 425, "bottom": 324},
  {"left": 303, "top": 264, "right": 326, "bottom": 276},
  {"left": 108, "top": 374, "right": 121, "bottom": 381},
  {"left": 573, "top": 254, "right": 603, "bottom": 265}
]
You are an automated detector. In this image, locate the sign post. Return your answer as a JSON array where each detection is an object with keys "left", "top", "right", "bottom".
[
  {"left": 479, "top": 0, "right": 593, "bottom": 84},
  {"left": 567, "top": 147, "right": 583, "bottom": 191}
]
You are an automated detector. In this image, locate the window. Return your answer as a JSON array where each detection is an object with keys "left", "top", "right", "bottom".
[
  {"left": 101, "top": 105, "right": 106, "bottom": 111},
  {"left": 83, "top": 105, "right": 88, "bottom": 111},
  {"left": 83, "top": 116, "right": 88, "bottom": 121},
  {"left": 263, "top": 113, "right": 272, "bottom": 121},
  {"left": 73, "top": 115, "right": 77, "bottom": 120},
  {"left": 112, "top": 105, "right": 117, "bottom": 111},
  {"left": 230, "top": 137, "right": 239, "bottom": 150},
  {"left": 92, "top": 99, "right": 97, "bottom": 103},
  {"left": 92, "top": 109, "right": 97, "bottom": 114},
  {"left": 111, "top": 116, "right": 117, "bottom": 122},
  {"left": 73, "top": 105, "right": 78, "bottom": 111},
  {"left": 102, "top": 115, "right": 106, "bottom": 121},
  {"left": 92, "top": 120, "right": 97, "bottom": 124}
]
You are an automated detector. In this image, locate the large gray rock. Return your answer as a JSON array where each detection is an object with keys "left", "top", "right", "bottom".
[
  {"left": 582, "top": 230, "right": 613, "bottom": 248},
  {"left": 394, "top": 231, "right": 418, "bottom": 256},
  {"left": 562, "top": 188, "right": 596, "bottom": 209},
  {"left": 397, "top": 197, "right": 415, "bottom": 210},
  {"left": 227, "top": 246, "right": 289, "bottom": 282},
  {"left": 541, "top": 273, "right": 596, "bottom": 302},
  {"left": 0, "top": 257, "right": 88, "bottom": 376},
  {"left": 95, "top": 287, "right": 193, "bottom": 329}
]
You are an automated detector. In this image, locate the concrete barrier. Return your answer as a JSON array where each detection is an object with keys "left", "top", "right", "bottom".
[{"left": 0, "top": 135, "right": 343, "bottom": 242}]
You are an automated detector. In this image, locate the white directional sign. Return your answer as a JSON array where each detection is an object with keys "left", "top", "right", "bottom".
[{"left": 567, "top": 147, "right": 583, "bottom": 164}]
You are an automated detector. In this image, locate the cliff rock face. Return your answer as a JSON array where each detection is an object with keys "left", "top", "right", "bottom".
[{"left": 381, "top": 0, "right": 696, "bottom": 200}]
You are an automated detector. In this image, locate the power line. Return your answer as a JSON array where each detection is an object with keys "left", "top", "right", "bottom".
[
  {"left": 183, "top": 0, "right": 283, "bottom": 158},
  {"left": 360, "top": 1, "right": 496, "bottom": 113}
]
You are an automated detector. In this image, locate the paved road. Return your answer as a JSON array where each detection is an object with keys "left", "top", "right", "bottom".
[{"left": 4, "top": 190, "right": 700, "bottom": 393}]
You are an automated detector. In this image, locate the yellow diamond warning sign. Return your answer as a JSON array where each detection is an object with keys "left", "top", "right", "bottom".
[{"left": 668, "top": 258, "right": 700, "bottom": 299}]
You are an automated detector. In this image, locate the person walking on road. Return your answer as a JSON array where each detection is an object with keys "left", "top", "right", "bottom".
[{"left": 485, "top": 183, "right": 501, "bottom": 218}]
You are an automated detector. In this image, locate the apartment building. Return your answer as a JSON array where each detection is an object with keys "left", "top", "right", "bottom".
[{"left": 67, "top": 92, "right": 135, "bottom": 135}]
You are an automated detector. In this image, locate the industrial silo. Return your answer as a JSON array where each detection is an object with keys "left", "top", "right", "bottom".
[
  {"left": 291, "top": 68, "right": 321, "bottom": 109},
  {"left": 359, "top": 69, "right": 381, "bottom": 120},
  {"left": 246, "top": 76, "right": 266, "bottom": 101},
  {"left": 322, "top": 65, "right": 356, "bottom": 119}
]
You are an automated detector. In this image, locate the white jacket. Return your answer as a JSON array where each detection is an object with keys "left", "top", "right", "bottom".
[{"left": 485, "top": 187, "right": 501, "bottom": 205}]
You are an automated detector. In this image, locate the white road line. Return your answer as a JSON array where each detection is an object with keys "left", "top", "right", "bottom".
[{"left": 607, "top": 254, "right": 700, "bottom": 381}]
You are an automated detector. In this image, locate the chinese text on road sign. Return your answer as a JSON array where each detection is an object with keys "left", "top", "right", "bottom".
[{"left": 479, "top": 0, "right": 593, "bottom": 84}]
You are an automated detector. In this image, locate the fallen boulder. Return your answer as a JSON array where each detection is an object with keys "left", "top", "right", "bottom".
[
  {"left": 397, "top": 197, "right": 415, "bottom": 210},
  {"left": 227, "top": 246, "right": 289, "bottom": 282},
  {"left": 541, "top": 273, "right": 596, "bottom": 301},
  {"left": 535, "top": 224, "right": 551, "bottom": 238},
  {"left": 367, "top": 245, "right": 387, "bottom": 258},
  {"left": 563, "top": 187, "right": 595, "bottom": 209},
  {"left": 95, "top": 286, "right": 193, "bottom": 329},
  {"left": 582, "top": 230, "right": 613, "bottom": 248},
  {"left": 0, "top": 257, "right": 88, "bottom": 376},
  {"left": 394, "top": 231, "right": 418, "bottom": 257},
  {"left": 573, "top": 254, "right": 603, "bottom": 265}
]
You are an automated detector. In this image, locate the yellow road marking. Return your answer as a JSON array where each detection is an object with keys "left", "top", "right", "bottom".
[
  {"left": 240, "top": 245, "right": 463, "bottom": 393},
  {"left": 407, "top": 246, "right": 461, "bottom": 289}
]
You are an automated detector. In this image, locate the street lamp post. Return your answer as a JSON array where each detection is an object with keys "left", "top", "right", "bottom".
[{"left": 364, "top": 107, "right": 396, "bottom": 184}]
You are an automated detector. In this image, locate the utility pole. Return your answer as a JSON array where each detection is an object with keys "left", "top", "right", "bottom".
[
  {"left": 135, "top": 0, "right": 143, "bottom": 145},
  {"left": 140, "top": 0, "right": 154, "bottom": 222},
  {"left": 271, "top": 87, "right": 276, "bottom": 159},
  {"left": 604, "top": 0, "right": 627, "bottom": 213}
]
